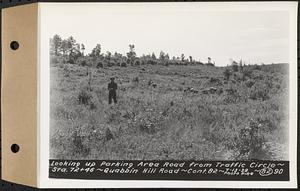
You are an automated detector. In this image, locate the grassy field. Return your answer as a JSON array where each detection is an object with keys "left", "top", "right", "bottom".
[{"left": 50, "top": 61, "right": 289, "bottom": 160}]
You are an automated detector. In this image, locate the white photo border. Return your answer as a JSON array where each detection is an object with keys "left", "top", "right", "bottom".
[{"left": 38, "top": 2, "right": 298, "bottom": 188}]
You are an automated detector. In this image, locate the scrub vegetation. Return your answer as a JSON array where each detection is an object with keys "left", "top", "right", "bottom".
[{"left": 50, "top": 35, "right": 289, "bottom": 160}]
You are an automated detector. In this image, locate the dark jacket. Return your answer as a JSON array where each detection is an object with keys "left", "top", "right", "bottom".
[{"left": 108, "top": 82, "right": 117, "bottom": 93}]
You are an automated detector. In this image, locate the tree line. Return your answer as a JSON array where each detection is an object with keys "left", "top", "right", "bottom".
[{"left": 50, "top": 34, "right": 215, "bottom": 68}]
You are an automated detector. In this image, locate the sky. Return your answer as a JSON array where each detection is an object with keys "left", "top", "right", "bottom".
[{"left": 42, "top": 2, "right": 291, "bottom": 66}]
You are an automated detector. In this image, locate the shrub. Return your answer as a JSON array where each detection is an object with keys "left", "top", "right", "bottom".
[
  {"left": 252, "top": 72, "right": 264, "bottom": 80},
  {"left": 108, "top": 61, "right": 116, "bottom": 67},
  {"left": 72, "top": 130, "right": 84, "bottom": 152},
  {"left": 76, "top": 57, "right": 90, "bottom": 67},
  {"left": 78, "top": 88, "right": 92, "bottom": 105},
  {"left": 241, "top": 67, "right": 253, "bottom": 79},
  {"left": 96, "top": 62, "right": 103, "bottom": 68},
  {"left": 209, "top": 77, "right": 220, "bottom": 83},
  {"left": 253, "top": 64, "right": 261, "bottom": 70},
  {"left": 105, "top": 111, "right": 121, "bottom": 126},
  {"left": 138, "top": 121, "right": 156, "bottom": 134},
  {"left": 233, "top": 72, "right": 246, "bottom": 82},
  {"left": 80, "top": 60, "right": 87, "bottom": 67},
  {"left": 216, "top": 88, "right": 223, "bottom": 95},
  {"left": 134, "top": 110, "right": 163, "bottom": 134},
  {"left": 134, "top": 60, "right": 141, "bottom": 66},
  {"left": 250, "top": 89, "right": 269, "bottom": 101},
  {"left": 232, "top": 64, "right": 239, "bottom": 72},
  {"left": 71, "top": 129, "right": 90, "bottom": 157},
  {"left": 147, "top": 60, "right": 157, "bottom": 65},
  {"left": 245, "top": 80, "right": 255, "bottom": 88},
  {"left": 208, "top": 77, "right": 221, "bottom": 86},
  {"left": 121, "top": 62, "right": 127, "bottom": 67},
  {"left": 89, "top": 96, "right": 97, "bottom": 110},
  {"left": 105, "top": 128, "right": 114, "bottom": 141},
  {"left": 182, "top": 61, "right": 188, "bottom": 66},
  {"left": 132, "top": 76, "right": 139, "bottom": 83},
  {"left": 205, "top": 63, "right": 215, "bottom": 66},
  {"left": 223, "top": 68, "right": 231, "bottom": 80},
  {"left": 68, "top": 57, "right": 76, "bottom": 64},
  {"left": 224, "top": 88, "right": 240, "bottom": 103},
  {"left": 63, "top": 65, "right": 70, "bottom": 77},
  {"left": 234, "top": 119, "right": 265, "bottom": 160},
  {"left": 249, "top": 82, "right": 270, "bottom": 101},
  {"left": 239, "top": 63, "right": 244, "bottom": 71}
]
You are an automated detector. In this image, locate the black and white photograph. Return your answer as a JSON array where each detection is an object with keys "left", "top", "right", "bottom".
[
  {"left": 39, "top": 2, "right": 297, "bottom": 186},
  {"left": 50, "top": 4, "right": 290, "bottom": 161}
]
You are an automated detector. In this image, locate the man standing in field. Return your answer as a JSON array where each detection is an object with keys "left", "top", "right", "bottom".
[{"left": 108, "top": 77, "right": 118, "bottom": 104}]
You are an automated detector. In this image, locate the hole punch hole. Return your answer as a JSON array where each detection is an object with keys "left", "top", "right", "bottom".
[
  {"left": 10, "top": 41, "right": 19, "bottom": 50},
  {"left": 11, "top": 144, "right": 20, "bottom": 153}
]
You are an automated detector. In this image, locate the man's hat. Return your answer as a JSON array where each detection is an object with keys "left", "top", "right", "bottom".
[{"left": 110, "top": 77, "right": 115, "bottom": 80}]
